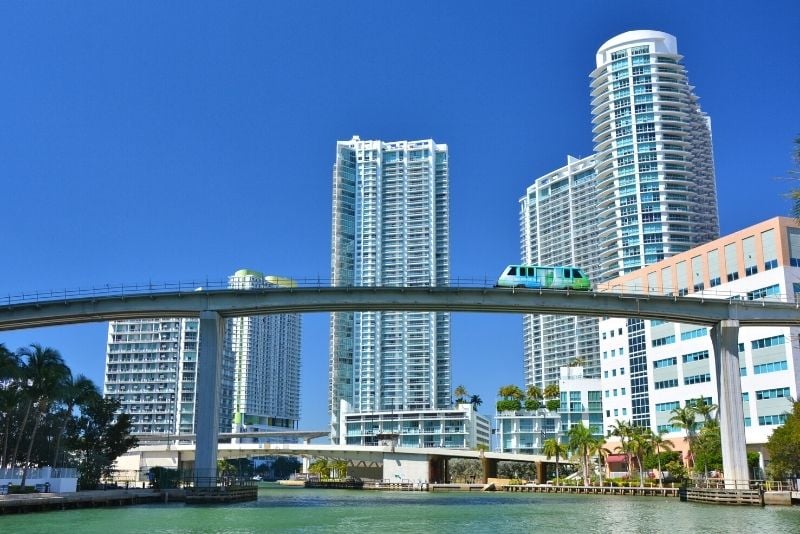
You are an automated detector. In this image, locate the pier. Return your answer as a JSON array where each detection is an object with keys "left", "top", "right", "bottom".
[{"left": 502, "top": 484, "right": 680, "bottom": 497}]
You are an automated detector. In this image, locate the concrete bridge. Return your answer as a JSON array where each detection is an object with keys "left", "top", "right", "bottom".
[
  {"left": 121, "top": 441, "right": 566, "bottom": 485},
  {"left": 3, "top": 285, "right": 799, "bottom": 487}
]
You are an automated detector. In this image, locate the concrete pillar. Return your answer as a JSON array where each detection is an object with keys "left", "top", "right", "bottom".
[
  {"left": 302, "top": 439, "right": 311, "bottom": 474},
  {"left": 195, "top": 311, "right": 224, "bottom": 487},
  {"left": 711, "top": 320, "right": 749, "bottom": 488},
  {"left": 480, "top": 457, "right": 497, "bottom": 484}
]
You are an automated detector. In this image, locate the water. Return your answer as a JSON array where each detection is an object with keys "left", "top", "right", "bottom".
[{"left": 4, "top": 484, "right": 799, "bottom": 533}]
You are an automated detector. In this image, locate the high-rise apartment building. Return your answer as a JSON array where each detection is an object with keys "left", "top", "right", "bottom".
[
  {"left": 520, "top": 155, "right": 601, "bottom": 389},
  {"left": 103, "top": 269, "right": 301, "bottom": 442},
  {"left": 521, "top": 31, "right": 720, "bottom": 393},
  {"left": 590, "top": 30, "right": 719, "bottom": 281},
  {"left": 329, "top": 136, "right": 450, "bottom": 441},
  {"left": 228, "top": 269, "right": 302, "bottom": 437},
  {"left": 104, "top": 317, "right": 233, "bottom": 438}
]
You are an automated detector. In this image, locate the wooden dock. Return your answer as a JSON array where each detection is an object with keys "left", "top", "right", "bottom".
[
  {"left": 0, "top": 489, "right": 164, "bottom": 514},
  {"left": 682, "top": 487, "right": 764, "bottom": 506},
  {"left": 503, "top": 484, "right": 680, "bottom": 497}
]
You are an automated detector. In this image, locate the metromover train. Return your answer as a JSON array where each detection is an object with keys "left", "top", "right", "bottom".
[{"left": 496, "top": 264, "right": 591, "bottom": 291}]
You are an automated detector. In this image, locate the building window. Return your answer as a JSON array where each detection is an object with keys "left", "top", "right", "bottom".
[
  {"left": 747, "top": 284, "right": 780, "bottom": 300},
  {"left": 681, "top": 328, "right": 707, "bottom": 341},
  {"left": 764, "top": 259, "right": 778, "bottom": 270},
  {"left": 653, "top": 356, "right": 677, "bottom": 368},
  {"left": 755, "top": 387, "right": 791, "bottom": 400},
  {"left": 753, "top": 360, "right": 788, "bottom": 374},
  {"left": 758, "top": 414, "right": 788, "bottom": 426},
  {"left": 684, "top": 373, "right": 711, "bottom": 385},
  {"left": 655, "top": 379, "right": 679, "bottom": 390},
  {"left": 682, "top": 350, "right": 709, "bottom": 363},
  {"left": 751, "top": 335, "right": 785, "bottom": 349},
  {"left": 745, "top": 265, "right": 758, "bottom": 277},
  {"left": 652, "top": 335, "right": 676, "bottom": 347}
]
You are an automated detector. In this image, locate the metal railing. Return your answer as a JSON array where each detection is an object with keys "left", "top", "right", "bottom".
[{"left": 3, "top": 276, "right": 796, "bottom": 307}]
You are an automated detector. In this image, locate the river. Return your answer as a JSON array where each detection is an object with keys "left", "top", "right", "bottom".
[{"left": 3, "top": 484, "right": 799, "bottom": 533}]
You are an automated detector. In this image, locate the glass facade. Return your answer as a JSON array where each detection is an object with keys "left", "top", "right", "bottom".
[
  {"left": 590, "top": 30, "right": 719, "bottom": 281},
  {"left": 329, "top": 137, "right": 450, "bottom": 442}
]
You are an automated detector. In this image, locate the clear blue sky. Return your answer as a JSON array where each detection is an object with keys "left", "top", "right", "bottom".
[{"left": 1, "top": 1, "right": 798, "bottom": 432}]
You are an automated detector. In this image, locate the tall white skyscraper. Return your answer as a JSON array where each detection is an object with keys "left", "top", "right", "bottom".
[
  {"left": 227, "top": 269, "right": 302, "bottom": 437},
  {"left": 590, "top": 30, "right": 719, "bottom": 281},
  {"left": 520, "top": 155, "right": 601, "bottom": 389},
  {"left": 329, "top": 136, "right": 450, "bottom": 441},
  {"left": 522, "top": 31, "right": 720, "bottom": 390},
  {"left": 103, "top": 268, "right": 301, "bottom": 442}
]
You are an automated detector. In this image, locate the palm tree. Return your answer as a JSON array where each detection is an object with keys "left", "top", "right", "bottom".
[
  {"left": 669, "top": 405, "right": 698, "bottom": 468},
  {"left": 17, "top": 344, "right": 69, "bottom": 486},
  {"left": 454, "top": 385, "right": 468, "bottom": 404},
  {"left": 526, "top": 385, "right": 543, "bottom": 401},
  {"left": 52, "top": 372, "right": 99, "bottom": 467},
  {"left": 645, "top": 429, "right": 674, "bottom": 487},
  {"left": 589, "top": 437, "right": 612, "bottom": 486},
  {"left": 627, "top": 427, "right": 650, "bottom": 486},
  {"left": 498, "top": 384, "right": 524, "bottom": 400},
  {"left": 692, "top": 397, "right": 718, "bottom": 423},
  {"left": 543, "top": 383, "right": 560, "bottom": 400},
  {"left": 0, "top": 345, "right": 22, "bottom": 467},
  {"left": 469, "top": 394, "right": 483, "bottom": 410},
  {"left": 608, "top": 419, "right": 633, "bottom": 478},
  {"left": 568, "top": 423, "right": 597, "bottom": 486},
  {"left": 542, "top": 438, "right": 567, "bottom": 483}
]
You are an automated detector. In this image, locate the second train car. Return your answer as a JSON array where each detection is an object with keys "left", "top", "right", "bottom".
[{"left": 496, "top": 264, "right": 591, "bottom": 291}]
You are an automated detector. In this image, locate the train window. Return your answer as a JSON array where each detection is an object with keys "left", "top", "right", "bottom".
[
  {"left": 562, "top": 268, "right": 571, "bottom": 278},
  {"left": 572, "top": 269, "right": 582, "bottom": 278},
  {"left": 507, "top": 266, "right": 517, "bottom": 275},
  {"left": 522, "top": 267, "right": 530, "bottom": 277}
]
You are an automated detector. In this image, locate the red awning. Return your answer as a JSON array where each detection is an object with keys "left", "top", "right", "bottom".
[{"left": 606, "top": 455, "right": 627, "bottom": 463}]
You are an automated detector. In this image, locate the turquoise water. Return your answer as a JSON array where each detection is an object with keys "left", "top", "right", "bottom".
[{"left": 4, "top": 484, "right": 799, "bottom": 533}]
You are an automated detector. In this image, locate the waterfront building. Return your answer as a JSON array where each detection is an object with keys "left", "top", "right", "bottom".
[
  {"left": 495, "top": 367, "right": 602, "bottom": 454},
  {"left": 103, "top": 268, "right": 301, "bottom": 444},
  {"left": 597, "top": 216, "right": 800, "bottom": 465},
  {"left": 329, "top": 136, "right": 450, "bottom": 442},
  {"left": 519, "top": 155, "right": 601, "bottom": 389},
  {"left": 339, "top": 400, "right": 490, "bottom": 449},
  {"left": 227, "top": 269, "right": 302, "bottom": 440},
  {"left": 104, "top": 317, "right": 234, "bottom": 438},
  {"left": 590, "top": 30, "right": 719, "bottom": 281}
]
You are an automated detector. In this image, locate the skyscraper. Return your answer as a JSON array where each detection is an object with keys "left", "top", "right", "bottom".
[
  {"left": 521, "top": 31, "right": 719, "bottom": 391},
  {"left": 520, "top": 155, "right": 601, "bottom": 389},
  {"left": 103, "top": 269, "right": 301, "bottom": 443},
  {"left": 329, "top": 136, "right": 450, "bottom": 441},
  {"left": 590, "top": 30, "right": 719, "bottom": 281},
  {"left": 227, "top": 269, "right": 302, "bottom": 438}
]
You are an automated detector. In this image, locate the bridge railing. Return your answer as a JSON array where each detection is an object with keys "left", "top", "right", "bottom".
[{"left": 3, "top": 277, "right": 796, "bottom": 307}]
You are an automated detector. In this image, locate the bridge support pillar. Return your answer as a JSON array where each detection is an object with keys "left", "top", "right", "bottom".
[
  {"left": 480, "top": 456, "right": 497, "bottom": 484},
  {"left": 196, "top": 311, "right": 225, "bottom": 487},
  {"left": 711, "top": 319, "right": 748, "bottom": 488},
  {"left": 302, "top": 439, "right": 310, "bottom": 474},
  {"left": 536, "top": 461, "right": 545, "bottom": 484}
]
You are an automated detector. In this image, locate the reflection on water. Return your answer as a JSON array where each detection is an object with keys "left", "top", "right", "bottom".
[{"left": 4, "top": 484, "right": 799, "bottom": 534}]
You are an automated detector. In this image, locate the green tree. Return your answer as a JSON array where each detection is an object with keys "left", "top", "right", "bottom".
[
  {"left": 52, "top": 372, "right": 99, "bottom": 467},
  {"left": 308, "top": 458, "right": 329, "bottom": 479},
  {"left": 0, "top": 345, "right": 22, "bottom": 467},
  {"left": 454, "top": 385, "right": 468, "bottom": 404},
  {"left": 692, "top": 397, "right": 718, "bottom": 423},
  {"left": 589, "top": 437, "right": 611, "bottom": 486},
  {"left": 543, "top": 384, "right": 560, "bottom": 400},
  {"left": 644, "top": 429, "right": 674, "bottom": 487},
  {"left": 765, "top": 401, "right": 800, "bottom": 479},
  {"left": 469, "top": 394, "right": 483, "bottom": 411},
  {"left": 545, "top": 399, "right": 560, "bottom": 412},
  {"left": 568, "top": 423, "right": 597, "bottom": 486},
  {"left": 542, "top": 438, "right": 568, "bottom": 483},
  {"left": 692, "top": 420, "right": 722, "bottom": 476},
  {"left": 627, "top": 427, "right": 651, "bottom": 486},
  {"left": 17, "top": 344, "right": 70, "bottom": 487},
  {"left": 496, "top": 385, "right": 524, "bottom": 412},
  {"left": 330, "top": 459, "right": 348, "bottom": 479},
  {"left": 669, "top": 405, "right": 698, "bottom": 467},
  {"left": 524, "top": 398, "right": 542, "bottom": 412},
  {"left": 526, "top": 385, "right": 543, "bottom": 401},
  {"left": 608, "top": 419, "right": 633, "bottom": 478},
  {"left": 69, "top": 396, "right": 138, "bottom": 490}
]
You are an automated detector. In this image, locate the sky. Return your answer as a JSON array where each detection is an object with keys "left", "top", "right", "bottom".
[{"left": 1, "top": 1, "right": 798, "bottom": 432}]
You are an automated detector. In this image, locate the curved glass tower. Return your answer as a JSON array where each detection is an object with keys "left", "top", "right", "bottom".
[{"left": 590, "top": 30, "right": 719, "bottom": 281}]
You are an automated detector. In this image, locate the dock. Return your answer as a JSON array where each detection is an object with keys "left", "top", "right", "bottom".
[
  {"left": 0, "top": 489, "right": 165, "bottom": 514},
  {"left": 503, "top": 484, "right": 680, "bottom": 497}
]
